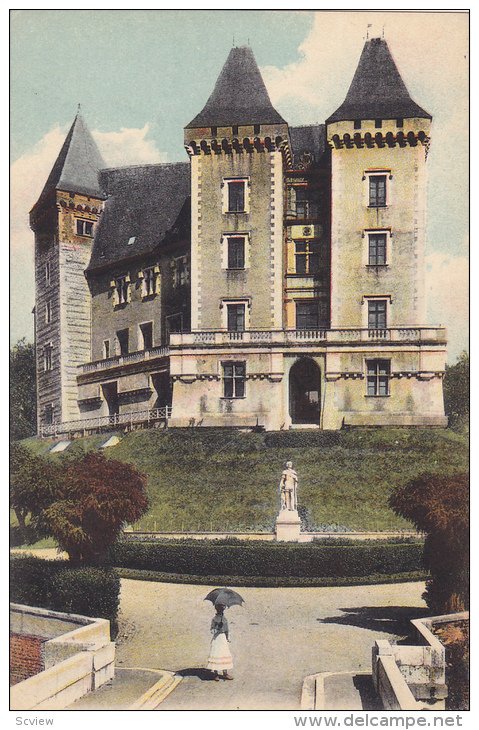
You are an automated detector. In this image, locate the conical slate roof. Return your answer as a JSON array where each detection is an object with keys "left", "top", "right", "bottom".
[
  {"left": 326, "top": 38, "right": 431, "bottom": 124},
  {"left": 33, "top": 112, "right": 106, "bottom": 212},
  {"left": 186, "top": 46, "right": 286, "bottom": 129}
]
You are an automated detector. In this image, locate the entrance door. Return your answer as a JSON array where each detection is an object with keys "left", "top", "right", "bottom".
[
  {"left": 289, "top": 359, "right": 320, "bottom": 425},
  {"left": 102, "top": 382, "right": 119, "bottom": 417}
]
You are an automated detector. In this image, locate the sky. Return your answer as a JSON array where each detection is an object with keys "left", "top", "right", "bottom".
[{"left": 10, "top": 9, "right": 469, "bottom": 362}]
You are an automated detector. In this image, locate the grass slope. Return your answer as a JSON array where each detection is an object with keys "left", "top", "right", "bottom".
[{"left": 22, "top": 427, "right": 468, "bottom": 533}]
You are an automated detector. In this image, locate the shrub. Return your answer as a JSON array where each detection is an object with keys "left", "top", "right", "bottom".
[
  {"left": 389, "top": 473, "right": 469, "bottom": 613},
  {"left": 10, "top": 555, "right": 120, "bottom": 637},
  {"left": 108, "top": 540, "right": 423, "bottom": 579}
]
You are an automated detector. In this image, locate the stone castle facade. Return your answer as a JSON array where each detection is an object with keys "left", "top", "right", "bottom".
[{"left": 31, "top": 39, "right": 447, "bottom": 436}]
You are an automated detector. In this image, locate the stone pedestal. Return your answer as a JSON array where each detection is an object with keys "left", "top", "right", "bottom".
[{"left": 275, "top": 509, "right": 301, "bottom": 542}]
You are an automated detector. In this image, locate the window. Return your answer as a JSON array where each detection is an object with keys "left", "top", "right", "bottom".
[
  {"left": 227, "top": 303, "right": 245, "bottom": 332},
  {"left": 44, "top": 343, "right": 53, "bottom": 371},
  {"left": 116, "top": 329, "right": 129, "bottom": 356},
  {"left": 139, "top": 321, "right": 153, "bottom": 350},
  {"left": 254, "top": 124, "right": 260, "bottom": 135},
  {"left": 227, "top": 180, "right": 245, "bottom": 212},
  {"left": 172, "top": 257, "right": 189, "bottom": 288},
  {"left": 354, "top": 120, "right": 361, "bottom": 130},
  {"left": 222, "top": 361, "right": 246, "bottom": 398},
  {"left": 45, "top": 300, "right": 52, "bottom": 323},
  {"left": 76, "top": 219, "right": 93, "bottom": 236},
  {"left": 45, "top": 404, "right": 54, "bottom": 425},
  {"left": 366, "top": 359, "right": 390, "bottom": 396},
  {"left": 295, "top": 241, "right": 320, "bottom": 275},
  {"left": 227, "top": 237, "right": 245, "bottom": 269},
  {"left": 296, "top": 301, "right": 320, "bottom": 330},
  {"left": 141, "top": 266, "right": 159, "bottom": 297},
  {"left": 396, "top": 118, "right": 404, "bottom": 128},
  {"left": 113, "top": 275, "right": 130, "bottom": 305},
  {"left": 45, "top": 261, "right": 51, "bottom": 284},
  {"left": 232, "top": 125, "right": 239, "bottom": 136},
  {"left": 211, "top": 126, "right": 217, "bottom": 137},
  {"left": 103, "top": 340, "right": 110, "bottom": 359},
  {"left": 368, "top": 233, "right": 387, "bottom": 265},
  {"left": 369, "top": 175, "right": 387, "bottom": 207},
  {"left": 375, "top": 119, "right": 382, "bottom": 128},
  {"left": 368, "top": 299, "right": 387, "bottom": 329},
  {"left": 294, "top": 188, "right": 318, "bottom": 219}
]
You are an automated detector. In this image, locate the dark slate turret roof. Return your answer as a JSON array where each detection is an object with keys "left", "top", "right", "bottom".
[
  {"left": 87, "top": 162, "right": 190, "bottom": 271},
  {"left": 186, "top": 46, "right": 286, "bottom": 128},
  {"left": 32, "top": 113, "right": 106, "bottom": 214},
  {"left": 326, "top": 38, "right": 431, "bottom": 124}
]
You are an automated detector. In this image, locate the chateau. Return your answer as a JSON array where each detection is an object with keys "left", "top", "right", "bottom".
[{"left": 31, "top": 39, "right": 447, "bottom": 436}]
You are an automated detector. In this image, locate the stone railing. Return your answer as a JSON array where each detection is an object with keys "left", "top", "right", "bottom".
[
  {"left": 40, "top": 406, "right": 171, "bottom": 438},
  {"left": 80, "top": 345, "right": 169, "bottom": 374},
  {"left": 170, "top": 327, "right": 446, "bottom": 347}
]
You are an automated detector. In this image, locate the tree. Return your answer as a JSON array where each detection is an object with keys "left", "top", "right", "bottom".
[
  {"left": 41, "top": 452, "right": 149, "bottom": 564},
  {"left": 443, "top": 351, "right": 469, "bottom": 429},
  {"left": 10, "top": 339, "right": 37, "bottom": 440},
  {"left": 10, "top": 442, "right": 61, "bottom": 541},
  {"left": 389, "top": 473, "right": 469, "bottom": 613}
]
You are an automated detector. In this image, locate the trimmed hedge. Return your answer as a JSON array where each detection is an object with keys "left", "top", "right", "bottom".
[
  {"left": 109, "top": 540, "right": 424, "bottom": 579},
  {"left": 10, "top": 555, "right": 120, "bottom": 638}
]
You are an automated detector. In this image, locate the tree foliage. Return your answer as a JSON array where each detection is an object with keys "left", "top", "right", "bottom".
[
  {"left": 389, "top": 473, "right": 469, "bottom": 613},
  {"left": 10, "top": 339, "right": 37, "bottom": 440},
  {"left": 10, "top": 442, "right": 61, "bottom": 539},
  {"left": 443, "top": 351, "right": 469, "bottom": 429},
  {"left": 41, "top": 452, "right": 149, "bottom": 564}
]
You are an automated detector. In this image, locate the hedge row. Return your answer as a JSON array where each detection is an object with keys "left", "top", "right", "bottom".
[
  {"left": 109, "top": 540, "right": 424, "bottom": 578},
  {"left": 10, "top": 555, "right": 120, "bottom": 638}
]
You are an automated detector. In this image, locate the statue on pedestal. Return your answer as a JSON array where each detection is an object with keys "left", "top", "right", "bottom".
[{"left": 279, "top": 460, "right": 298, "bottom": 511}]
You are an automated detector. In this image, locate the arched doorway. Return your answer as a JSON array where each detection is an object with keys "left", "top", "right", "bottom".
[{"left": 289, "top": 358, "right": 320, "bottom": 425}]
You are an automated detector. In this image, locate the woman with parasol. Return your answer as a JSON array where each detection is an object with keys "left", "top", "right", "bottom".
[{"left": 205, "top": 588, "right": 244, "bottom": 681}]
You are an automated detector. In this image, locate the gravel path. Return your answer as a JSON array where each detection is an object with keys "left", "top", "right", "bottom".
[{"left": 116, "top": 579, "right": 428, "bottom": 711}]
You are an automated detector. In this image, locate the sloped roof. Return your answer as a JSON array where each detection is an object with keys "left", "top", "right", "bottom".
[
  {"left": 87, "top": 162, "right": 190, "bottom": 271},
  {"left": 326, "top": 38, "right": 431, "bottom": 124},
  {"left": 186, "top": 46, "right": 286, "bottom": 128},
  {"left": 32, "top": 113, "right": 106, "bottom": 213},
  {"left": 289, "top": 125, "right": 326, "bottom": 166}
]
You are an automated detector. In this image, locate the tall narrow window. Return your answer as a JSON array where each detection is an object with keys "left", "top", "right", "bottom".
[
  {"left": 227, "top": 303, "right": 245, "bottom": 332},
  {"left": 227, "top": 237, "right": 245, "bottom": 269},
  {"left": 222, "top": 361, "right": 246, "bottom": 398},
  {"left": 44, "top": 344, "right": 53, "bottom": 371},
  {"left": 103, "top": 340, "right": 110, "bottom": 359},
  {"left": 45, "top": 300, "right": 52, "bottom": 323},
  {"left": 368, "top": 300, "right": 387, "bottom": 329},
  {"left": 114, "top": 276, "right": 130, "bottom": 305},
  {"left": 368, "top": 233, "right": 387, "bottom": 265},
  {"left": 369, "top": 175, "right": 387, "bottom": 207},
  {"left": 172, "top": 258, "right": 189, "bottom": 288},
  {"left": 295, "top": 241, "right": 320, "bottom": 274},
  {"left": 296, "top": 301, "right": 320, "bottom": 330},
  {"left": 45, "top": 404, "right": 54, "bottom": 425},
  {"left": 139, "top": 321, "right": 153, "bottom": 350},
  {"left": 116, "top": 328, "right": 129, "bottom": 356},
  {"left": 366, "top": 360, "right": 390, "bottom": 396},
  {"left": 142, "top": 267, "right": 157, "bottom": 297},
  {"left": 227, "top": 181, "right": 245, "bottom": 212},
  {"left": 45, "top": 261, "right": 51, "bottom": 284}
]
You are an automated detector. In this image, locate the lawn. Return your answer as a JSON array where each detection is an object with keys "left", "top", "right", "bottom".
[{"left": 22, "top": 427, "right": 468, "bottom": 533}]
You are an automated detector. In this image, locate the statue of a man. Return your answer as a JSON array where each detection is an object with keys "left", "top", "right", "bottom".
[{"left": 279, "top": 461, "right": 298, "bottom": 511}]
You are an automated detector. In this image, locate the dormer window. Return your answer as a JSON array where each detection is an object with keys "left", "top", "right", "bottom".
[
  {"left": 139, "top": 266, "right": 160, "bottom": 298},
  {"left": 76, "top": 219, "right": 93, "bottom": 237},
  {"left": 111, "top": 275, "right": 130, "bottom": 306}
]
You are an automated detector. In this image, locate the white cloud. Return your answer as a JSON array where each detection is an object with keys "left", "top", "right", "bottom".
[
  {"left": 10, "top": 125, "right": 164, "bottom": 344},
  {"left": 425, "top": 252, "right": 469, "bottom": 361}
]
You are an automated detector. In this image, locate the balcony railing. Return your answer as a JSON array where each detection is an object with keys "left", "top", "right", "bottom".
[
  {"left": 81, "top": 345, "right": 169, "bottom": 374},
  {"left": 40, "top": 406, "right": 171, "bottom": 438},
  {"left": 170, "top": 327, "right": 446, "bottom": 347}
]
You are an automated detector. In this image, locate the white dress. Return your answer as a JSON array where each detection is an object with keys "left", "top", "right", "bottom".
[{"left": 207, "top": 632, "right": 233, "bottom": 672}]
